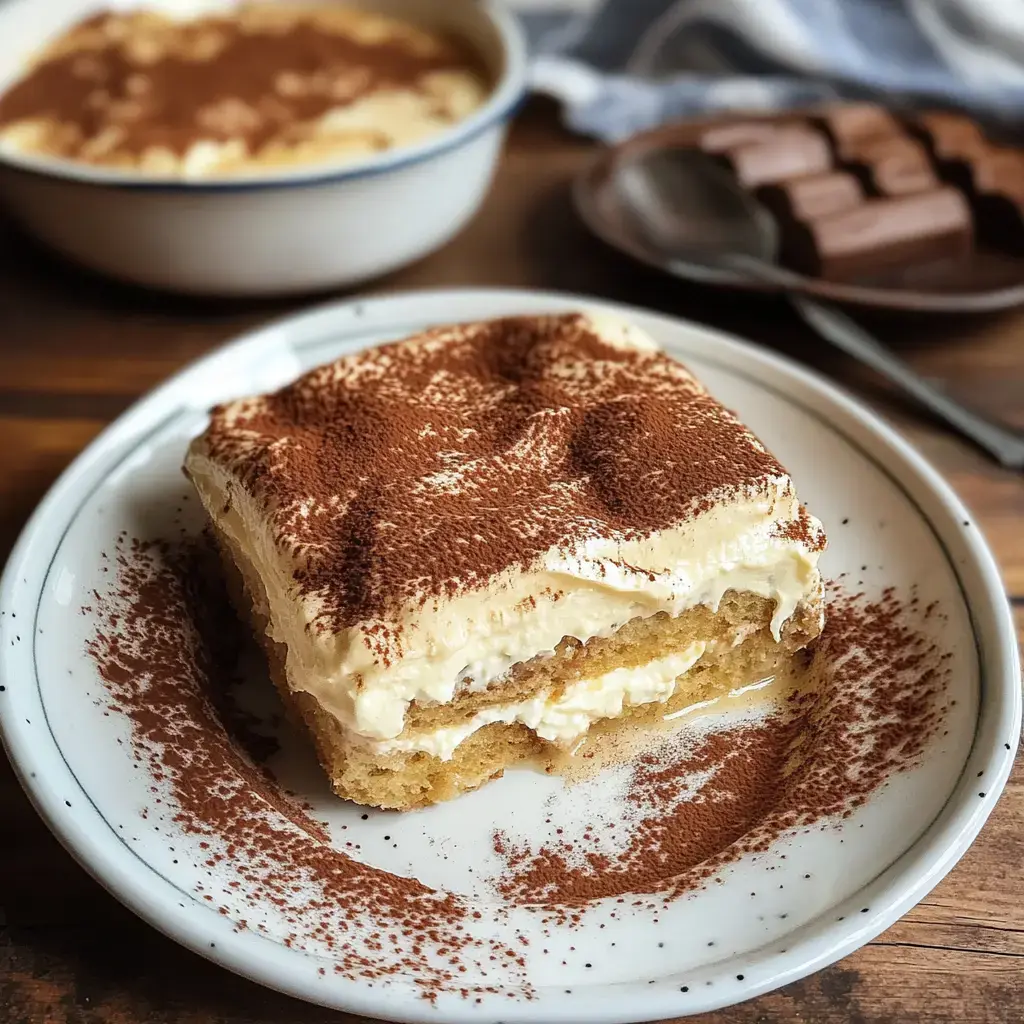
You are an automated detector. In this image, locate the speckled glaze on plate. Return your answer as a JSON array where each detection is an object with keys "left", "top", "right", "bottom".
[{"left": 0, "top": 288, "right": 1018, "bottom": 1022}]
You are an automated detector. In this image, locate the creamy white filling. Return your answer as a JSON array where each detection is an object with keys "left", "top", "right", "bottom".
[
  {"left": 188, "top": 456, "right": 823, "bottom": 743},
  {"left": 371, "top": 642, "right": 708, "bottom": 760}
]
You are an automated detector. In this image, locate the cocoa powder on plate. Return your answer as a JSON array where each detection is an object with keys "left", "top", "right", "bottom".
[
  {"left": 490, "top": 583, "right": 950, "bottom": 913},
  {"left": 87, "top": 533, "right": 528, "bottom": 1002},
  {"left": 87, "top": 535, "right": 951, "bottom": 985}
]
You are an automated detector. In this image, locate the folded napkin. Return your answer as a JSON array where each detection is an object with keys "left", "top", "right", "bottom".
[{"left": 512, "top": 0, "right": 1024, "bottom": 140}]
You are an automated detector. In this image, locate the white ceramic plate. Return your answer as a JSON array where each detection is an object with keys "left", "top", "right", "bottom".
[{"left": 1, "top": 288, "right": 1019, "bottom": 1023}]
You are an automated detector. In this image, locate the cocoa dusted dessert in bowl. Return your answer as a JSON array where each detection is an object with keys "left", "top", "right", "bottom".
[
  {"left": 0, "top": 0, "right": 526, "bottom": 294},
  {"left": 0, "top": 4, "right": 490, "bottom": 176}
]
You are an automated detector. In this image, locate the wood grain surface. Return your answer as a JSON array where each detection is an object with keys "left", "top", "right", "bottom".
[{"left": 1, "top": 100, "right": 1022, "bottom": 1024}]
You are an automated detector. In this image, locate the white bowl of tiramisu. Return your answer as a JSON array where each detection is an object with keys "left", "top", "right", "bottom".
[{"left": 0, "top": 0, "right": 525, "bottom": 295}]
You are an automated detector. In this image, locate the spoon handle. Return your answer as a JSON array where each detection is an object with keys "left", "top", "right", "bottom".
[{"left": 791, "top": 294, "right": 1024, "bottom": 470}]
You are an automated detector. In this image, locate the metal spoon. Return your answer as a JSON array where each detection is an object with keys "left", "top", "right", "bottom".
[{"left": 613, "top": 146, "right": 1024, "bottom": 470}]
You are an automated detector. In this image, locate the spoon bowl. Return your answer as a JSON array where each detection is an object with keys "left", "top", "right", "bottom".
[{"left": 614, "top": 146, "right": 779, "bottom": 267}]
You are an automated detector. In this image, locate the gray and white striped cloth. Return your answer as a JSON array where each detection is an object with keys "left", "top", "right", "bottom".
[{"left": 510, "top": 0, "right": 1024, "bottom": 140}]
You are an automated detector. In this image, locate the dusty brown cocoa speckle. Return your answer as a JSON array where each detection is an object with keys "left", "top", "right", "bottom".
[
  {"left": 86, "top": 534, "right": 531, "bottom": 1002},
  {"left": 0, "top": 6, "right": 484, "bottom": 158},
  {"left": 490, "top": 583, "right": 948, "bottom": 916},
  {"left": 196, "top": 314, "right": 798, "bottom": 651}
]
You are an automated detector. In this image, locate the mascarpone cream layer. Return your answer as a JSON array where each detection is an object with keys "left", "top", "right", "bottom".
[
  {"left": 370, "top": 641, "right": 709, "bottom": 760},
  {"left": 188, "top": 456, "right": 824, "bottom": 743}
]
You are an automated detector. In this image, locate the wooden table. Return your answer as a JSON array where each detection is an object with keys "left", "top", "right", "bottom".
[{"left": 2, "top": 100, "right": 1022, "bottom": 1024}]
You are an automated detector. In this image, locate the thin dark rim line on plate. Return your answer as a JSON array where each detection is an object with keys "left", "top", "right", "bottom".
[{"left": 8, "top": 324, "right": 990, "bottom": 1000}]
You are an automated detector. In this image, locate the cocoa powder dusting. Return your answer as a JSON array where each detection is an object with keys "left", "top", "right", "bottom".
[
  {"left": 774, "top": 503, "right": 827, "bottom": 550},
  {"left": 490, "top": 583, "right": 949, "bottom": 913},
  {"left": 0, "top": 7, "right": 484, "bottom": 158},
  {"left": 197, "top": 314, "right": 794, "bottom": 641},
  {"left": 87, "top": 534, "right": 528, "bottom": 1000}
]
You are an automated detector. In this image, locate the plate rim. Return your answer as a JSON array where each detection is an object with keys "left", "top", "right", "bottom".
[{"left": 0, "top": 286, "right": 1019, "bottom": 1023}]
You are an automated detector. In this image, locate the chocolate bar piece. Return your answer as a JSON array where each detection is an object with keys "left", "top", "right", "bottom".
[
  {"left": 719, "top": 126, "right": 832, "bottom": 189},
  {"left": 968, "top": 147, "right": 1024, "bottom": 191},
  {"left": 943, "top": 145, "right": 1024, "bottom": 195},
  {"left": 911, "top": 138, "right": 1024, "bottom": 255},
  {"left": 931, "top": 145, "right": 1024, "bottom": 215},
  {"left": 784, "top": 187, "right": 973, "bottom": 281},
  {"left": 757, "top": 171, "right": 864, "bottom": 224},
  {"left": 958, "top": 150, "right": 1024, "bottom": 255},
  {"left": 912, "top": 112, "right": 987, "bottom": 162},
  {"left": 817, "top": 103, "right": 902, "bottom": 157},
  {"left": 840, "top": 135, "right": 939, "bottom": 196},
  {"left": 911, "top": 114, "right": 994, "bottom": 195},
  {"left": 697, "top": 121, "right": 790, "bottom": 154}
]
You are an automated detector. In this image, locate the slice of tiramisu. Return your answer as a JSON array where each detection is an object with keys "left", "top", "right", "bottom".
[{"left": 185, "top": 313, "right": 826, "bottom": 810}]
